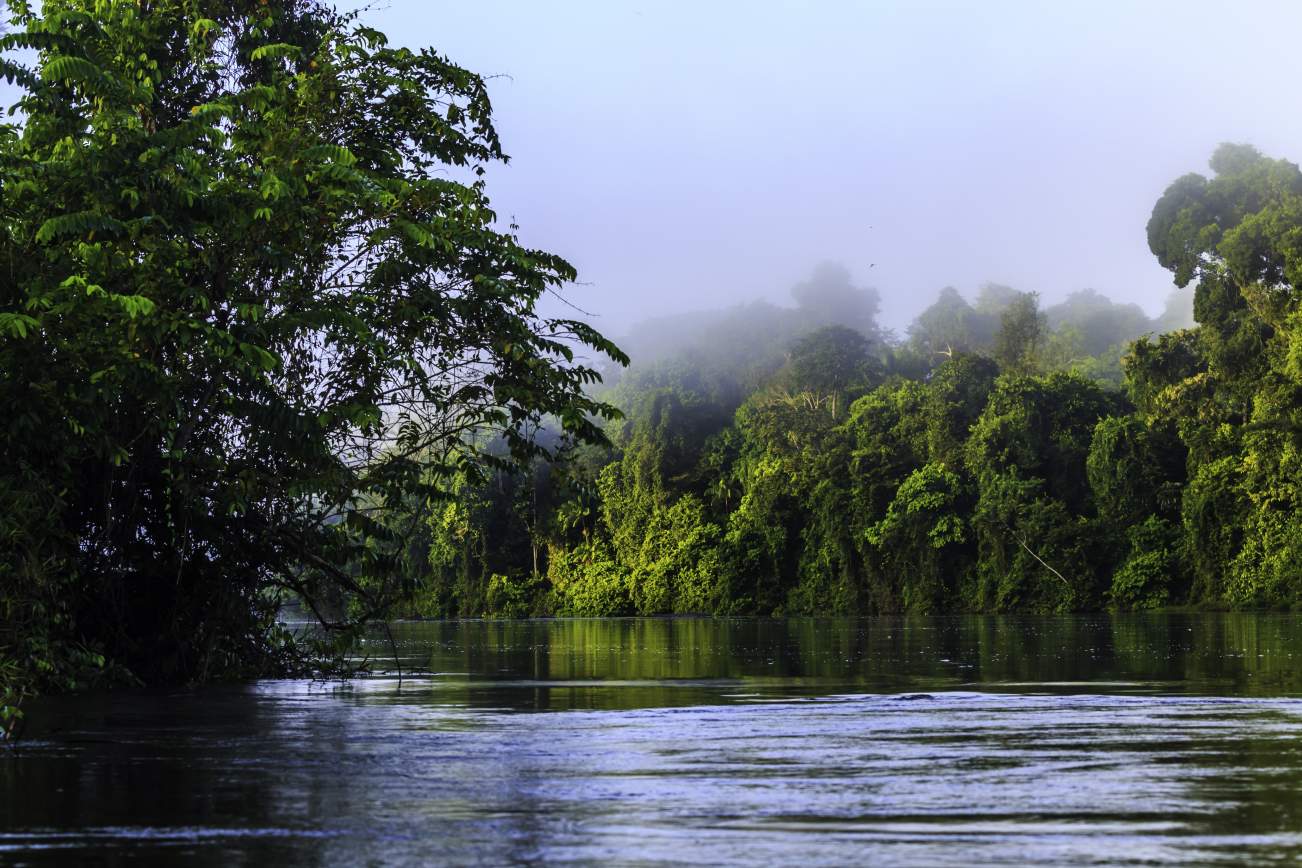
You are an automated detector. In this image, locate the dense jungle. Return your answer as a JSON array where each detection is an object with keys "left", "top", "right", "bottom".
[
  {"left": 3, "top": 0, "right": 1302, "bottom": 718},
  {"left": 381, "top": 142, "right": 1302, "bottom": 624},
  {"left": 14, "top": 3, "right": 1302, "bottom": 866}
]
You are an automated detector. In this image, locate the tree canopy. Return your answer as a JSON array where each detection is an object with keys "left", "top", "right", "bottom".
[
  {"left": 0, "top": 0, "right": 623, "bottom": 706},
  {"left": 5, "top": 2, "right": 1302, "bottom": 734},
  {"left": 359, "top": 144, "right": 1302, "bottom": 627}
]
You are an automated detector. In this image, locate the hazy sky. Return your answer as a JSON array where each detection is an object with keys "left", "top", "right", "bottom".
[
  {"left": 327, "top": 0, "right": 1302, "bottom": 334},
  {"left": 8, "top": 3, "right": 1302, "bottom": 334}
]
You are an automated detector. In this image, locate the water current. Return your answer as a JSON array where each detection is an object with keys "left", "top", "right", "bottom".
[{"left": 5, "top": 614, "right": 1302, "bottom": 865}]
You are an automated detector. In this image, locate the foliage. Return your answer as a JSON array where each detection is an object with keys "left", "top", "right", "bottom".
[
  {"left": 908, "top": 286, "right": 979, "bottom": 359},
  {"left": 422, "top": 143, "right": 1302, "bottom": 622},
  {"left": 1108, "top": 517, "right": 1178, "bottom": 610},
  {"left": 0, "top": 0, "right": 624, "bottom": 703},
  {"left": 1141, "top": 144, "right": 1302, "bottom": 608},
  {"left": 548, "top": 541, "right": 633, "bottom": 616},
  {"left": 484, "top": 572, "right": 546, "bottom": 619},
  {"left": 626, "top": 495, "right": 726, "bottom": 613},
  {"left": 8, "top": 10, "right": 1302, "bottom": 722},
  {"left": 1087, "top": 416, "right": 1184, "bottom": 527},
  {"left": 924, "top": 354, "right": 1000, "bottom": 465},
  {"left": 993, "top": 291, "right": 1047, "bottom": 375},
  {"left": 780, "top": 325, "right": 883, "bottom": 417},
  {"left": 1045, "top": 289, "right": 1152, "bottom": 357},
  {"left": 865, "top": 463, "right": 974, "bottom": 612}
]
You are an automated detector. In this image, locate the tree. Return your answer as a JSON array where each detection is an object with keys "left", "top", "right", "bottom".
[
  {"left": 790, "top": 261, "right": 884, "bottom": 344},
  {"left": 908, "top": 286, "right": 976, "bottom": 360},
  {"left": 843, "top": 381, "right": 929, "bottom": 610},
  {"left": 866, "top": 462, "right": 974, "bottom": 612},
  {"left": 1043, "top": 289, "right": 1151, "bottom": 357},
  {"left": 923, "top": 354, "right": 999, "bottom": 466},
  {"left": 1143, "top": 144, "right": 1302, "bottom": 606},
  {"left": 0, "top": 0, "right": 624, "bottom": 694},
  {"left": 993, "top": 291, "right": 1046, "bottom": 374},
  {"left": 781, "top": 325, "right": 882, "bottom": 417},
  {"left": 964, "top": 373, "right": 1118, "bottom": 610},
  {"left": 1086, "top": 416, "right": 1187, "bottom": 608}
]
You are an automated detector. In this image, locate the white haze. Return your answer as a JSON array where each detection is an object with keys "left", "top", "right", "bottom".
[
  {"left": 331, "top": 0, "right": 1302, "bottom": 338},
  {"left": 8, "top": 3, "right": 1301, "bottom": 337}
]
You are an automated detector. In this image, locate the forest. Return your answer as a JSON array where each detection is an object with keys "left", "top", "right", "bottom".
[
  {"left": 377, "top": 143, "right": 1302, "bottom": 622},
  {"left": 4, "top": 0, "right": 1302, "bottom": 725}
]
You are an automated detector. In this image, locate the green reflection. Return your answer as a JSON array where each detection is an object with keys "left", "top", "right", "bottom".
[{"left": 375, "top": 613, "right": 1302, "bottom": 711}]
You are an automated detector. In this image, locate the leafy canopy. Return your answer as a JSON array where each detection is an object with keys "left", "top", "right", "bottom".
[{"left": 0, "top": 0, "right": 624, "bottom": 687}]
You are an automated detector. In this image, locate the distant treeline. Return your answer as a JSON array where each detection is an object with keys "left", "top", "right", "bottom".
[{"left": 354, "top": 144, "right": 1302, "bottom": 617}]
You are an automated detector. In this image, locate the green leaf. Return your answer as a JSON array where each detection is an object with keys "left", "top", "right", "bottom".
[
  {"left": 41, "top": 55, "right": 105, "bottom": 86},
  {"left": 36, "top": 212, "right": 126, "bottom": 243},
  {"left": 109, "top": 294, "right": 156, "bottom": 319},
  {"left": 0, "top": 313, "right": 40, "bottom": 338},
  {"left": 249, "top": 43, "right": 302, "bottom": 62}
]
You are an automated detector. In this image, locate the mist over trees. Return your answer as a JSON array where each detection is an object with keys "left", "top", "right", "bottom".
[
  {"left": 602, "top": 262, "right": 886, "bottom": 409},
  {"left": 3, "top": 0, "right": 1302, "bottom": 734},
  {"left": 357, "top": 153, "right": 1258, "bottom": 620}
]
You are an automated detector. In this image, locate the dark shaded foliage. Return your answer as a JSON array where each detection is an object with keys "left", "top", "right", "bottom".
[{"left": 0, "top": 0, "right": 623, "bottom": 725}]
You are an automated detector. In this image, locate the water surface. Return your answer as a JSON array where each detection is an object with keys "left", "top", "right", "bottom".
[{"left": 6, "top": 614, "right": 1302, "bottom": 865}]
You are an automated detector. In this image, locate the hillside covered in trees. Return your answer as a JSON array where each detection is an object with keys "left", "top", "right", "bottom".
[{"left": 367, "top": 144, "right": 1302, "bottom": 619}]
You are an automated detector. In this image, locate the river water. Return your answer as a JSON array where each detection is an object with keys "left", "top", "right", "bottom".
[{"left": 6, "top": 614, "right": 1302, "bottom": 866}]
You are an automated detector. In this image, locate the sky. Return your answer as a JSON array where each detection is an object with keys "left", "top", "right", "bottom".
[
  {"left": 325, "top": 0, "right": 1302, "bottom": 335},
  {"left": 7, "top": 2, "right": 1302, "bottom": 335}
]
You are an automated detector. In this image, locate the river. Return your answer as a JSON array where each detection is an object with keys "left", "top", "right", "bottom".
[{"left": 5, "top": 614, "right": 1302, "bottom": 865}]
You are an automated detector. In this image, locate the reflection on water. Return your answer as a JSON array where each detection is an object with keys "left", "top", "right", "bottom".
[
  {"left": 6, "top": 615, "right": 1302, "bottom": 865},
  {"left": 381, "top": 613, "right": 1302, "bottom": 705}
]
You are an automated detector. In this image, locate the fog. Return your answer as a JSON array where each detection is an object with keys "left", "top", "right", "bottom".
[
  {"left": 327, "top": 0, "right": 1302, "bottom": 338},
  {"left": 6, "top": 2, "right": 1296, "bottom": 338},
  {"left": 0, "top": 2, "right": 1286, "bottom": 339}
]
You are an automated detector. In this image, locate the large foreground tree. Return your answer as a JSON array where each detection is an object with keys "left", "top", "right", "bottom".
[{"left": 0, "top": 0, "right": 624, "bottom": 705}]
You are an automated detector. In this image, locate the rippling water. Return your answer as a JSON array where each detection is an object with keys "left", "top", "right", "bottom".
[{"left": 7, "top": 615, "right": 1302, "bottom": 865}]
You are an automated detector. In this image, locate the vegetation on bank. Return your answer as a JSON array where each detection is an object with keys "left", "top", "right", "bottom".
[
  {"left": 0, "top": 0, "right": 624, "bottom": 729},
  {"left": 374, "top": 144, "right": 1302, "bottom": 623},
  {"left": 4, "top": 1, "right": 1302, "bottom": 733}
]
